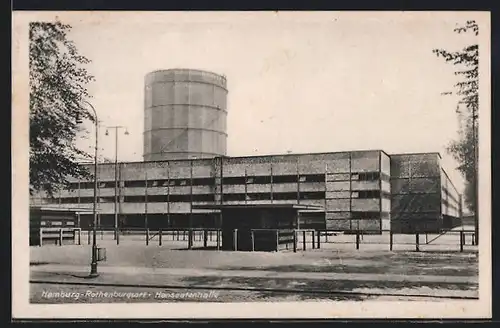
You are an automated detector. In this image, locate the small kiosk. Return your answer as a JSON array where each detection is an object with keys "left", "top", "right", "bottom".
[{"left": 192, "top": 204, "right": 324, "bottom": 251}]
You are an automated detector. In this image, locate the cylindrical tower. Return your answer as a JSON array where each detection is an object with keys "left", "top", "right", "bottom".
[{"left": 143, "top": 69, "right": 228, "bottom": 161}]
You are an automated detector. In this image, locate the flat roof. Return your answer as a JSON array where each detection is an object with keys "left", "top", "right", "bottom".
[{"left": 192, "top": 204, "right": 324, "bottom": 211}]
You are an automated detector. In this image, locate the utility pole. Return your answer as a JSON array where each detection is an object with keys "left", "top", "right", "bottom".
[{"left": 105, "top": 126, "right": 129, "bottom": 241}]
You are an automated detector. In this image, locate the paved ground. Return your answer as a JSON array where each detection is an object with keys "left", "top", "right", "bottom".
[{"left": 30, "top": 244, "right": 478, "bottom": 303}]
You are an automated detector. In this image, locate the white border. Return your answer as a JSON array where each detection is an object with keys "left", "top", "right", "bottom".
[{"left": 12, "top": 11, "right": 492, "bottom": 319}]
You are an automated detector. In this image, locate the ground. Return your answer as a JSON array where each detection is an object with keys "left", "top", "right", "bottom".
[{"left": 30, "top": 232, "right": 478, "bottom": 303}]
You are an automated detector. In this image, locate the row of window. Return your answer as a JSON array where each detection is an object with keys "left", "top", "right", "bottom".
[
  {"left": 328, "top": 190, "right": 391, "bottom": 199},
  {"left": 58, "top": 192, "right": 324, "bottom": 204},
  {"left": 69, "top": 171, "right": 387, "bottom": 190},
  {"left": 56, "top": 189, "right": 388, "bottom": 205}
]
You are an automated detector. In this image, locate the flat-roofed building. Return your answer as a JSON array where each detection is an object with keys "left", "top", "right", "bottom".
[{"left": 30, "top": 150, "right": 461, "bottom": 234}]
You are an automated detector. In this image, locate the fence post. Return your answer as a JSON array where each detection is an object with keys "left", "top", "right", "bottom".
[
  {"left": 146, "top": 228, "right": 150, "bottom": 246},
  {"left": 415, "top": 233, "right": 420, "bottom": 252},
  {"left": 356, "top": 231, "right": 360, "bottom": 250},
  {"left": 389, "top": 231, "right": 393, "bottom": 251},
  {"left": 312, "top": 230, "right": 315, "bottom": 249},
  {"left": 317, "top": 230, "right": 321, "bottom": 249},
  {"left": 59, "top": 228, "right": 63, "bottom": 246},
  {"left": 159, "top": 228, "right": 163, "bottom": 246},
  {"left": 251, "top": 230, "right": 255, "bottom": 252},
  {"left": 303, "top": 231, "right": 306, "bottom": 250},
  {"left": 188, "top": 229, "right": 193, "bottom": 250},
  {"left": 204, "top": 230, "right": 208, "bottom": 248},
  {"left": 460, "top": 231, "right": 464, "bottom": 252},
  {"left": 216, "top": 229, "right": 220, "bottom": 251},
  {"left": 275, "top": 229, "right": 279, "bottom": 252},
  {"left": 233, "top": 229, "right": 238, "bottom": 251},
  {"left": 293, "top": 230, "right": 297, "bottom": 253}
]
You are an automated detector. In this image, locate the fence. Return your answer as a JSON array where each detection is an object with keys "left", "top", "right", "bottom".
[
  {"left": 75, "top": 228, "right": 477, "bottom": 253},
  {"left": 38, "top": 228, "right": 82, "bottom": 246}
]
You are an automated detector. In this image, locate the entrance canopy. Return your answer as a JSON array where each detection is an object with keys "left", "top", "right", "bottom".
[{"left": 192, "top": 203, "right": 324, "bottom": 212}]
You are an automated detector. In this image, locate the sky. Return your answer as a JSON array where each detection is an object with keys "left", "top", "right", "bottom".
[{"left": 29, "top": 11, "right": 488, "bottom": 193}]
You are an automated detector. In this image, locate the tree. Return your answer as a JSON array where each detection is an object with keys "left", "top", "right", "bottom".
[
  {"left": 433, "top": 21, "right": 479, "bottom": 216},
  {"left": 30, "top": 21, "right": 95, "bottom": 197}
]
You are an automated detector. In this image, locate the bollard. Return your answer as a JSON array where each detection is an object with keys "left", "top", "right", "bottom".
[
  {"left": 251, "top": 230, "right": 255, "bottom": 252},
  {"left": 209, "top": 230, "right": 212, "bottom": 241},
  {"left": 389, "top": 231, "right": 393, "bottom": 251},
  {"left": 303, "top": 231, "right": 306, "bottom": 251},
  {"left": 293, "top": 230, "right": 297, "bottom": 253},
  {"left": 275, "top": 230, "right": 279, "bottom": 252},
  {"left": 317, "top": 230, "right": 321, "bottom": 249},
  {"left": 146, "top": 228, "right": 150, "bottom": 246},
  {"left": 312, "top": 231, "right": 315, "bottom": 249},
  {"left": 59, "top": 228, "right": 63, "bottom": 246},
  {"left": 117, "top": 228, "right": 120, "bottom": 245},
  {"left": 88, "top": 229, "right": 91, "bottom": 245},
  {"left": 356, "top": 231, "right": 360, "bottom": 250},
  {"left": 159, "top": 229, "right": 163, "bottom": 246},
  {"left": 39, "top": 228, "right": 43, "bottom": 247},
  {"left": 77, "top": 229, "right": 81, "bottom": 245},
  {"left": 203, "top": 230, "right": 208, "bottom": 248},
  {"left": 326, "top": 231, "right": 329, "bottom": 243},
  {"left": 415, "top": 233, "right": 420, "bottom": 252},
  {"left": 460, "top": 231, "right": 464, "bottom": 252},
  {"left": 472, "top": 233, "right": 475, "bottom": 246}
]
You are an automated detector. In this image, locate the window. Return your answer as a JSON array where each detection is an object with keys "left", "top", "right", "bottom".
[
  {"left": 300, "top": 192, "right": 325, "bottom": 200},
  {"left": 358, "top": 190, "right": 380, "bottom": 199},
  {"left": 357, "top": 172, "right": 380, "bottom": 181},
  {"left": 352, "top": 211, "right": 380, "bottom": 219},
  {"left": 273, "top": 175, "right": 297, "bottom": 183}
]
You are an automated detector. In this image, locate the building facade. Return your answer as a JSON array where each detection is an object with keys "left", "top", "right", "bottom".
[{"left": 31, "top": 150, "right": 461, "bottom": 234}]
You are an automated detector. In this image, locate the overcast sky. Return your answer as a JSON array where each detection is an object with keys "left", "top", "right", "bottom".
[{"left": 25, "top": 11, "right": 488, "bottom": 192}]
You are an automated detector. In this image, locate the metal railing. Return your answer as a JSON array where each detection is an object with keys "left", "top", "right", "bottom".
[{"left": 74, "top": 228, "right": 477, "bottom": 253}]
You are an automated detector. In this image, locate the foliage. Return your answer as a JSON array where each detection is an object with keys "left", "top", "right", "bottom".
[
  {"left": 30, "top": 21, "right": 95, "bottom": 197},
  {"left": 433, "top": 20, "right": 478, "bottom": 214}
]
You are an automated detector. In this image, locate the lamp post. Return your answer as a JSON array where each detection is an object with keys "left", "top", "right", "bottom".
[
  {"left": 82, "top": 100, "right": 100, "bottom": 278},
  {"left": 105, "top": 126, "right": 129, "bottom": 242}
]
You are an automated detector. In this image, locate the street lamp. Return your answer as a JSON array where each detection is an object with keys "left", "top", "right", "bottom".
[
  {"left": 105, "top": 126, "right": 129, "bottom": 243},
  {"left": 82, "top": 100, "right": 100, "bottom": 278}
]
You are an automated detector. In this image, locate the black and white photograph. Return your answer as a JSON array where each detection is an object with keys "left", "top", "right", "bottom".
[{"left": 12, "top": 11, "right": 491, "bottom": 319}]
